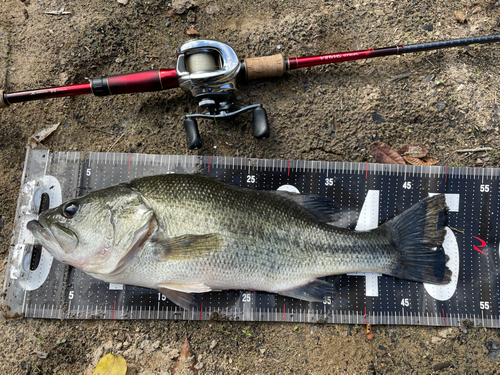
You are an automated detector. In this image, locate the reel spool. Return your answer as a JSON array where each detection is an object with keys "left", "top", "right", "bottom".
[{"left": 176, "top": 40, "right": 270, "bottom": 150}]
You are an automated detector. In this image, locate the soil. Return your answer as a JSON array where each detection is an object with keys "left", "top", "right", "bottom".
[{"left": 2, "top": 0, "right": 500, "bottom": 373}]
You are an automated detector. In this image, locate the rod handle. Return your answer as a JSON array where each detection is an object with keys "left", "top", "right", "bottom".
[
  {"left": 0, "top": 90, "right": 8, "bottom": 108},
  {"left": 244, "top": 54, "right": 285, "bottom": 80}
]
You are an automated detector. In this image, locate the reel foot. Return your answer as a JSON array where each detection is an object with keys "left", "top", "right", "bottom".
[{"left": 184, "top": 118, "right": 202, "bottom": 150}]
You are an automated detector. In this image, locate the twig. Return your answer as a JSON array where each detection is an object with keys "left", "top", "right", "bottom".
[
  {"left": 442, "top": 147, "right": 493, "bottom": 165},
  {"left": 106, "top": 131, "right": 127, "bottom": 152},
  {"left": 456, "top": 147, "right": 492, "bottom": 153},
  {"left": 450, "top": 226, "right": 464, "bottom": 234},
  {"left": 45, "top": 7, "right": 72, "bottom": 15},
  {"left": 390, "top": 71, "right": 412, "bottom": 82}
]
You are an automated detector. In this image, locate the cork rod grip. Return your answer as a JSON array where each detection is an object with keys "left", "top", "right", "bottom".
[
  {"left": 244, "top": 54, "right": 285, "bottom": 81},
  {"left": 0, "top": 90, "right": 8, "bottom": 108}
]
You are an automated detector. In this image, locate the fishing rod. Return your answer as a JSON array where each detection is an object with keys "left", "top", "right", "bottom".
[{"left": 1, "top": 35, "right": 499, "bottom": 149}]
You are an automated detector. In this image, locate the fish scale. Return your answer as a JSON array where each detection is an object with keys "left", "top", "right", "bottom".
[{"left": 2, "top": 150, "right": 499, "bottom": 327}]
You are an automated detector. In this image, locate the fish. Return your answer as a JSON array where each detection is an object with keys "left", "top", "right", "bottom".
[{"left": 27, "top": 173, "right": 451, "bottom": 310}]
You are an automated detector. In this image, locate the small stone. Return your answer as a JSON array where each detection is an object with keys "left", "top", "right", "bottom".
[
  {"left": 372, "top": 112, "right": 386, "bottom": 123},
  {"left": 20, "top": 361, "right": 27, "bottom": 370},
  {"left": 260, "top": 348, "right": 266, "bottom": 355},
  {"left": 35, "top": 351, "right": 48, "bottom": 359},
  {"left": 432, "top": 361, "right": 450, "bottom": 371},
  {"left": 461, "top": 327, "right": 468, "bottom": 334},
  {"left": 456, "top": 84, "right": 464, "bottom": 91},
  {"left": 436, "top": 102, "right": 446, "bottom": 112},
  {"left": 187, "top": 10, "right": 196, "bottom": 23},
  {"left": 172, "top": 0, "right": 197, "bottom": 14},
  {"left": 452, "top": 359, "right": 459, "bottom": 369},
  {"left": 476, "top": 158, "right": 483, "bottom": 164},
  {"left": 431, "top": 336, "right": 444, "bottom": 344},
  {"left": 122, "top": 341, "right": 130, "bottom": 349},
  {"left": 117, "top": 0, "right": 128, "bottom": 4},
  {"left": 421, "top": 24, "right": 433, "bottom": 31},
  {"left": 205, "top": 5, "right": 220, "bottom": 14},
  {"left": 209, "top": 340, "right": 217, "bottom": 349},
  {"left": 438, "top": 328, "right": 454, "bottom": 338},
  {"left": 422, "top": 75, "right": 432, "bottom": 83},
  {"left": 115, "top": 57, "right": 125, "bottom": 63}
]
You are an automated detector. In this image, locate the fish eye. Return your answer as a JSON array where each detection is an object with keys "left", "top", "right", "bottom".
[{"left": 62, "top": 202, "right": 79, "bottom": 218}]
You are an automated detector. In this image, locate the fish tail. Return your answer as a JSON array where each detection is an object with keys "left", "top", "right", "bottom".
[{"left": 381, "top": 194, "right": 451, "bottom": 284}]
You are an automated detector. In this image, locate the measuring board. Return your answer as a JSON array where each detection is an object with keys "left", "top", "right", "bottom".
[{"left": 2, "top": 149, "right": 500, "bottom": 327}]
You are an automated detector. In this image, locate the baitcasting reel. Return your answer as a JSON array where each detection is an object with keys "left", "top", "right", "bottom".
[{"left": 175, "top": 40, "right": 270, "bottom": 150}]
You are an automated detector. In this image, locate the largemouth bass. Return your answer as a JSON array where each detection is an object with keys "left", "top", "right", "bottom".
[{"left": 27, "top": 174, "right": 451, "bottom": 309}]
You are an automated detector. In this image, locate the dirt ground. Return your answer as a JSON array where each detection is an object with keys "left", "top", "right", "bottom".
[{"left": 2, "top": 0, "right": 500, "bottom": 373}]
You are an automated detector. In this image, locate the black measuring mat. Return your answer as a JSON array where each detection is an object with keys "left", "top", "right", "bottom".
[{"left": 3, "top": 150, "right": 498, "bottom": 327}]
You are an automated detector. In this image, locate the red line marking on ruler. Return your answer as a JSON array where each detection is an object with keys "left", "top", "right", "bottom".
[
  {"left": 364, "top": 306, "right": 367, "bottom": 324},
  {"left": 287, "top": 160, "right": 291, "bottom": 176},
  {"left": 128, "top": 153, "right": 131, "bottom": 169},
  {"left": 113, "top": 301, "right": 116, "bottom": 319},
  {"left": 200, "top": 303, "right": 203, "bottom": 321},
  {"left": 365, "top": 163, "right": 368, "bottom": 179},
  {"left": 208, "top": 156, "right": 210, "bottom": 172},
  {"left": 445, "top": 166, "right": 448, "bottom": 183},
  {"left": 283, "top": 304, "right": 286, "bottom": 321},
  {"left": 442, "top": 309, "right": 445, "bottom": 326}
]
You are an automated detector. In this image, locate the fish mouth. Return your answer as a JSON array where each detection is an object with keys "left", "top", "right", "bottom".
[
  {"left": 27, "top": 219, "right": 64, "bottom": 259},
  {"left": 27, "top": 219, "right": 78, "bottom": 257}
]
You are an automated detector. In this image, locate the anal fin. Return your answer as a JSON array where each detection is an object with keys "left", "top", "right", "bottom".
[{"left": 278, "top": 279, "right": 338, "bottom": 303}]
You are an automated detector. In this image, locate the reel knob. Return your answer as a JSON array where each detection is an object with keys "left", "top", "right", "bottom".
[
  {"left": 184, "top": 118, "right": 202, "bottom": 150},
  {"left": 252, "top": 107, "right": 270, "bottom": 139}
]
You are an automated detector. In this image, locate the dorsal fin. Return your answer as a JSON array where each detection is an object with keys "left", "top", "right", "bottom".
[{"left": 273, "top": 190, "right": 341, "bottom": 223}]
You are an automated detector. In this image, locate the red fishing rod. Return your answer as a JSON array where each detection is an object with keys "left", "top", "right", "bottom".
[{"left": 1, "top": 35, "right": 499, "bottom": 149}]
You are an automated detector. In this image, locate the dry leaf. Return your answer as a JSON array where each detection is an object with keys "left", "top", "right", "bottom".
[
  {"left": 173, "top": 338, "right": 198, "bottom": 375},
  {"left": 453, "top": 10, "right": 467, "bottom": 23},
  {"left": 370, "top": 142, "right": 405, "bottom": 165},
  {"left": 398, "top": 143, "right": 428, "bottom": 158},
  {"left": 186, "top": 28, "right": 199, "bottom": 35},
  {"left": 404, "top": 156, "right": 437, "bottom": 166},
  {"left": 167, "top": 10, "right": 180, "bottom": 19},
  {"left": 366, "top": 324, "right": 373, "bottom": 340},
  {"left": 93, "top": 353, "right": 127, "bottom": 375}
]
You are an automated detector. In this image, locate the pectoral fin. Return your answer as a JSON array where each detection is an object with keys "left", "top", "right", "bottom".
[
  {"left": 152, "top": 233, "right": 222, "bottom": 262},
  {"left": 156, "top": 282, "right": 212, "bottom": 293}
]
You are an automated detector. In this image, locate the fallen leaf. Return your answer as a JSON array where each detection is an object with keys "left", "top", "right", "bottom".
[
  {"left": 93, "top": 353, "right": 127, "bottom": 375},
  {"left": 404, "top": 155, "right": 437, "bottom": 166},
  {"left": 370, "top": 142, "right": 405, "bottom": 165},
  {"left": 173, "top": 338, "right": 198, "bottom": 375},
  {"left": 167, "top": 10, "right": 180, "bottom": 19},
  {"left": 398, "top": 142, "right": 428, "bottom": 158},
  {"left": 453, "top": 10, "right": 467, "bottom": 23},
  {"left": 186, "top": 28, "right": 199, "bottom": 35},
  {"left": 366, "top": 324, "right": 373, "bottom": 340}
]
